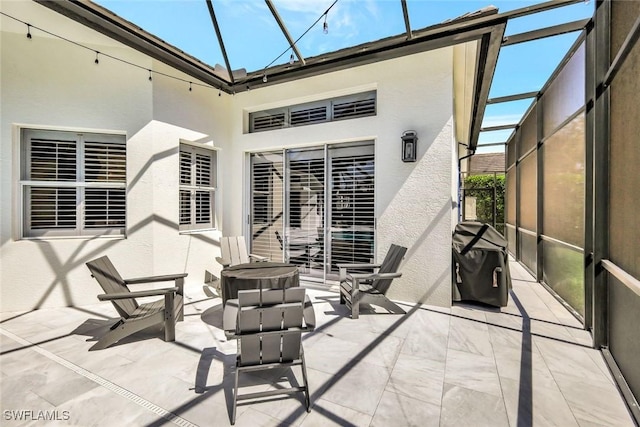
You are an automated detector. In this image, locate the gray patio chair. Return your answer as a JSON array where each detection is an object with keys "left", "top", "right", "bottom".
[
  {"left": 231, "top": 287, "right": 311, "bottom": 424},
  {"left": 216, "top": 236, "right": 268, "bottom": 268},
  {"left": 338, "top": 244, "right": 407, "bottom": 319},
  {"left": 205, "top": 236, "right": 268, "bottom": 297},
  {"left": 86, "top": 256, "right": 187, "bottom": 350}
]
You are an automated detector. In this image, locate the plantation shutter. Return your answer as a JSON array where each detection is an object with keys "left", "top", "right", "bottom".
[
  {"left": 329, "top": 146, "right": 375, "bottom": 267},
  {"left": 26, "top": 133, "right": 78, "bottom": 232},
  {"left": 332, "top": 93, "right": 376, "bottom": 120},
  {"left": 179, "top": 144, "right": 216, "bottom": 231},
  {"left": 21, "top": 129, "right": 126, "bottom": 237},
  {"left": 249, "top": 91, "right": 376, "bottom": 133},
  {"left": 83, "top": 136, "right": 126, "bottom": 230},
  {"left": 286, "top": 149, "right": 325, "bottom": 270},
  {"left": 250, "top": 152, "right": 284, "bottom": 261}
]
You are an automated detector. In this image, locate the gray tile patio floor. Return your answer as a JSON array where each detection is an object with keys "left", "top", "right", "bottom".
[{"left": 0, "top": 260, "right": 635, "bottom": 426}]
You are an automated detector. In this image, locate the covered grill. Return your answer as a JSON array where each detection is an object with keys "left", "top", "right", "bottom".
[{"left": 452, "top": 222, "right": 512, "bottom": 307}]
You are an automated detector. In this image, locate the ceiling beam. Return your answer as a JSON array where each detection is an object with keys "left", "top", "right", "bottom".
[
  {"left": 265, "top": 0, "right": 306, "bottom": 65},
  {"left": 502, "top": 18, "right": 590, "bottom": 46},
  {"left": 499, "top": 0, "right": 585, "bottom": 20},
  {"left": 206, "top": 0, "right": 234, "bottom": 84},
  {"left": 238, "top": 7, "right": 504, "bottom": 90},
  {"left": 401, "top": 0, "right": 413, "bottom": 40},
  {"left": 481, "top": 124, "right": 518, "bottom": 132},
  {"left": 476, "top": 142, "right": 508, "bottom": 147},
  {"left": 487, "top": 91, "right": 538, "bottom": 104}
]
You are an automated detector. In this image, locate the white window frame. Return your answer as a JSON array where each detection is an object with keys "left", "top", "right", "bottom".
[
  {"left": 179, "top": 143, "right": 217, "bottom": 232},
  {"left": 19, "top": 128, "right": 127, "bottom": 239},
  {"left": 248, "top": 91, "right": 377, "bottom": 133}
]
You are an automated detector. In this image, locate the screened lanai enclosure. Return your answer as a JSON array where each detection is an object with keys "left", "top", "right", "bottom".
[
  {"left": 502, "top": 1, "right": 640, "bottom": 422},
  {"left": 1, "top": 0, "right": 639, "bottom": 424}
]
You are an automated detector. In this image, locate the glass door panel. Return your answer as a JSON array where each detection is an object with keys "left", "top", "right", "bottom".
[
  {"left": 249, "top": 141, "right": 375, "bottom": 284},
  {"left": 285, "top": 148, "right": 325, "bottom": 278},
  {"left": 250, "top": 152, "right": 284, "bottom": 262},
  {"left": 327, "top": 143, "right": 375, "bottom": 276}
]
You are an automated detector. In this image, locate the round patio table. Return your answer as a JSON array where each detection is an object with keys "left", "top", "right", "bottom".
[{"left": 220, "top": 262, "right": 299, "bottom": 304}]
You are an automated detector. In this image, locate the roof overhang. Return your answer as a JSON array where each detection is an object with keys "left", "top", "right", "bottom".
[{"left": 35, "top": 0, "right": 584, "bottom": 150}]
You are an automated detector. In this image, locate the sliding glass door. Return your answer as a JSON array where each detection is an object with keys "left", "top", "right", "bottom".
[{"left": 249, "top": 141, "right": 375, "bottom": 282}]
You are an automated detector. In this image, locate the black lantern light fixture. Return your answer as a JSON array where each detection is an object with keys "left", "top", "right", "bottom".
[{"left": 401, "top": 130, "right": 418, "bottom": 162}]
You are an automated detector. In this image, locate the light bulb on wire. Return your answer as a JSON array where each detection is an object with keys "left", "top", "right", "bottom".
[
  {"left": 26, "top": 24, "right": 32, "bottom": 39},
  {"left": 323, "top": 15, "right": 329, "bottom": 34},
  {"left": 262, "top": 74, "right": 268, "bottom": 83},
  {"left": 94, "top": 51, "right": 99, "bottom": 64},
  {"left": 289, "top": 53, "right": 295, "bottom": 65}
]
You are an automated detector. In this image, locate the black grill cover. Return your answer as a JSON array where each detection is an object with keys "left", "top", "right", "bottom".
[{"left": 452, "top": 222, "right": 512, "bottom": 307}]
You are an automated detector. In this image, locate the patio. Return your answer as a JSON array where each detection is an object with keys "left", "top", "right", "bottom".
[{"left": 0, "top": 260, "right": 634, "bottom": 427}]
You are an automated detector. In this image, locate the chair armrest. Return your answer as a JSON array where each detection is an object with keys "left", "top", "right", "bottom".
[
  {"left": 98, "top": 287, "right": 179, "bottom": 301},
  {"left": 338, "top": 263, "right": 381, "bottom": 281},
  {"left": 337, "top": 263, "right": 382, "bottom": 270},
  {"left": 216, "top": 257, "right": 231, "bottom": 267},
  {"left": 249, "top": 254, "right": 269, "bottom": 262},
  {"left": 349, "top": 272, "right": 402, "bottom": 281},
  {"left": 124, "top": 273, "right": 187, "bottom": 285}
]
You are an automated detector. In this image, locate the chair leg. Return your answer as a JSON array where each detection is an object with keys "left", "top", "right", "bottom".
[
  {"left": 232, "top": 366, "right": 239, "bottom": 425},
  {"left": 164, "top": 293, "right": 176, "bottom": 342},
  {"left": 176, "top": 277, "right": 185, "bottom": 322},
  {"left": 90, "top": 316, "right": 158, "bottom": 351},
  {"left": 351, "top": 279, "right": 359, "bottom": 319},
  {"left": 300, "top": 350, "right": 311, "bottom": 412}
]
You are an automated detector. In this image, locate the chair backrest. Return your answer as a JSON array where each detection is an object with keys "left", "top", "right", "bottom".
[
  {"left": 86, "top": 256, "right": 138, "bottom": 318},
  {"left": 220, "top": 236, "right": 251, "bottom": 266},
  {"left": 373, "top": 244, "right": 407, "bottom": 294},
  {"left": 236, "top": 287, "right": 306, "bottom": 366}
]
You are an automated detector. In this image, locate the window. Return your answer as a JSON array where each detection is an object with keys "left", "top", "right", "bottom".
[
  {"left": 179, "top": 144, "right": 217, "bottom": 231},
  {"left": 249, "top": 91, "right": 376, "bottom": 133},
  {"left": 20, "top": 129, "right": 126, "bottom": 238}
]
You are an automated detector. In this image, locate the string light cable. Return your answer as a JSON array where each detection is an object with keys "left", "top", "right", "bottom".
[
  {"left": 0, "top": 11, "right": 224, "bottom": 94},
  {"left": 257, "top": 0, "right": 338, "bottom": 84}
]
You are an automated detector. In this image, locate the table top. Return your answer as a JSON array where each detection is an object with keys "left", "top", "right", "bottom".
[{"left": 221, "top": 262, "right": 299, "bottom": 279}]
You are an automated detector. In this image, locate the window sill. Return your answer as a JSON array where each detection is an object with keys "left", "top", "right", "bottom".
[
  {"left": 20, "top": 234, "right": 126, "bottom": 241},
  {"left": 179, "top": 228, "right": 218, "bottom": 235}
]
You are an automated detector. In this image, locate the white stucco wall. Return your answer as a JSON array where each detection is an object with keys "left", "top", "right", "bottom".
[
  {"left": 1, "top": 1, "right": 459, "bottom": 312},
  {"left": 0, "top": 1, "right": 229, "bottom": 311},
  {"left": 227, "top": 47, "right": 456, "bottom": 308}
]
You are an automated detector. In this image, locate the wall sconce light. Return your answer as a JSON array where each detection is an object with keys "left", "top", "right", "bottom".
[{"left": 401, "top": 130, "right": 418, "bottom": 162}]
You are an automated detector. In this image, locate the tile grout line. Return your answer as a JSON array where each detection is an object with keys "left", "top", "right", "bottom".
[{"left": 0, "top": 327, "right": 198, "bottom": 427}]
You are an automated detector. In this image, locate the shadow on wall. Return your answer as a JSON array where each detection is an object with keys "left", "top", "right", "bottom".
[
  {"left": 28, "top": 214, "right": 219, "bottom": 310},
  {"left": 6, "top": 135, "right": 221, "bottom": 311},
  {"left": 383, "top": 199, "right": 453, "bottom": 304}
]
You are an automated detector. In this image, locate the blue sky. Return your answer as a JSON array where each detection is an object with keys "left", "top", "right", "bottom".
[{"left": 96, "top": 0, "right": 593, "bottom": 149}]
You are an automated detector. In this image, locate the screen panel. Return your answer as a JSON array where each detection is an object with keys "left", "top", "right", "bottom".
[
  {"left": 542, "top": 114, "right": 585, "bottom": 248},
  {"left": 541, "top": 42, "right": 586, "bottom": 138},
  {"left": 519, "top": 152, "right": 537, "bottom": 232},
  {"left": 542, "top": 239, "right": 584, "bottom": 317},
  {"left": 608, "top": 274, "right": 640, "bottom": 400}
]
